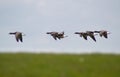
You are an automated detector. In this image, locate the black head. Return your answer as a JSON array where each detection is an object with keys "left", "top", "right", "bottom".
[{"left": 74, "top": 32, "right": 80, "bottom": 34}]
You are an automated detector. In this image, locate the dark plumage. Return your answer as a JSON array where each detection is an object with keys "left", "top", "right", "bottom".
[
  {"left": 75, "top": 32, "right": 88, "bottom": 40},
  {"left": 75, "top": 31, "right": 96, "bottom": 42},
  {"left": 94, "top": 30, "right": 110, "bottom": 38},
  {"left": 46, "top": 31, "right": 67, "bottom": 40},
  {"left": 86, "top": 31, "right": 96, "bottom": 42},
  {"left": 9, "top": 32, "right": 23, "bottom": 42}
]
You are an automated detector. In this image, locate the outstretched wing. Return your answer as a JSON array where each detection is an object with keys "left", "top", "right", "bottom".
[
  {"left": 15, "top": 32, "right": 20, "bottom": 42},
  {"left": 82, "top": 35, "right": 87, "bottom": 40},
  {"left": 52, "top": 35, "right": 57, "bottom": 40},
  {"left": 89, "top": 35, "right": 96, "bottom": 42},
  {"left": 19, "top": 33, "right": 23, "bottom": 42}
]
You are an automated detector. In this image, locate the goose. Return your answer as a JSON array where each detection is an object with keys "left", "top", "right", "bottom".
[
  {"left": 57, "top": 31, "right": 68, "bottom": 40},
  {"left": 94, "top": 30, "right": 110, "bottom": 38},
  {"left": 75, "top": 31, "right": 96, "bottom": 42},
  {"left": 75, "top": 32, "right": 88, "bottom": 40},
  {"left": 9, "top": 32, "right": 24, "bottom": 42},
  {"left": 46, "top": 31, "right": 67, "bottom": 40},
  {"left": 46, "top": 32, "right": 58, "bottom": 40}
]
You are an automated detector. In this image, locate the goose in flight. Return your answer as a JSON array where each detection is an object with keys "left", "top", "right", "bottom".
[
  {"left": 94, "top": 30, "right": 110, "bottom": 38},
  {"left": 75, "top": 32, "right": 88, "bottom": 40},
  {"left": 75, "top": 31, "right": 96, "bottom": 42},
  {"left": 86, "top": 31, "right": 96, "bottom": 42},
  {"left": 46, "top": 31, "right": 68, "bottom": 40},
  {"left": 9, "top": 31, "right": 25, "bottom": 42}
]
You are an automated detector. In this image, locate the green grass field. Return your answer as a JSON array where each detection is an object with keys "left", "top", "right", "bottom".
[{"left": 0, "top": 53, "right": 120, "bottom": 77}]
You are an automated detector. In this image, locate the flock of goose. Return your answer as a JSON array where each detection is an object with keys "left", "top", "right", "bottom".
[{"left": 9, "top": 30, "right": 110, "bottom": 42}]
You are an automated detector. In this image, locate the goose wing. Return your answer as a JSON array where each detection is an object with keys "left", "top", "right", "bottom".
[
  {"left": 19, "top": 33, "right": 23, "bottom": 42},
  {"left": 82, "top": 34, "right": 87, "bottom": 40},
  {"left": 89, "top": 34, "right": 96, "bottom": 42},
  {"left": 52, "top": 35, "right": 57, "bottom": 40}
]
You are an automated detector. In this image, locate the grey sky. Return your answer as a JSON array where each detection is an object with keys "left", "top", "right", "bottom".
[{"left": 0, "top": 0, "right": 120, "bottom": 53}]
